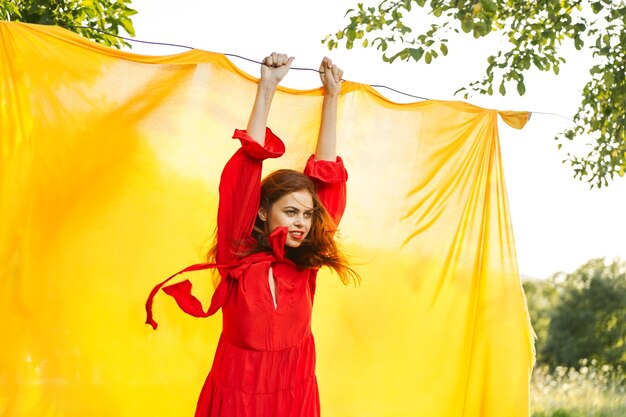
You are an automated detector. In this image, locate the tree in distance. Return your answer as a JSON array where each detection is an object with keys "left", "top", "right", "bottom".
[
  {"left": 534, "top": 258, "right": 626, "bottom": 369},
  {"left": 541, "top": 259, "right": 626, "bottom": 369}
]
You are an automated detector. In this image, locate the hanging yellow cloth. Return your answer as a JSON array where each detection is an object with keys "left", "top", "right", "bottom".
[{"left": 0, "top": 22, "right": 534, "bottom": 417}]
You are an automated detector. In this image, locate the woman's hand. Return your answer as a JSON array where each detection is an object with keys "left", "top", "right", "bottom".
[
  {"left": 261, "top": 52, "right": 294, "bottom": 85},
  {"left": 319, "top": 57, "right": 343, "bottom": 96}
]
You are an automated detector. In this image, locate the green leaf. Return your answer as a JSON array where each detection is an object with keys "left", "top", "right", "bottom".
[
  {"left": 378, "top": 38, "right": 388, "bottom": 52},
  {"left": 474, "top": 22, "right": 487, "bottom": 36},
  {"left": 5, "top": 1, "right": 22, "bottom": 17},
  {"left": 499, "top": 82, "right": 506, "bottom": 95},
  {"left": 516, "top": 81, "right": 526, "bottom": 95},
  {"left": 461, "top": 16, "right": 472, "bottom": 33},
  {"left": 409, "top": 47, "right": 425, "bottom": 61},
  {"left": 440, "top": 43, "right": 448, "bottom": 56},
  {"left": 120, "top": 17, "right": 134, "bottom": 36},
  {"left": 482, "top": 0, "right": 497, "bottom": 13},
  {"left": 574, "top": 37, "right": 584, "bottom": 50},
  {"left": 425, "top": 51, "right": 432, "bottom": 64},
  {"left": 591, "top": 2, "right": 603, "bottom": 14}
]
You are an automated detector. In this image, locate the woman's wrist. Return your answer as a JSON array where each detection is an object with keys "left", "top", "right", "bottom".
[{"left": 259, "top": 78, "right": 279, "bottom": 90}]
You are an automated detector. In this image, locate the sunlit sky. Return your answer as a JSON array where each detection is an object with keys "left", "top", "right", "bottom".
[{"left": 125, "top": 0, "right": 625, "bottom": 279}]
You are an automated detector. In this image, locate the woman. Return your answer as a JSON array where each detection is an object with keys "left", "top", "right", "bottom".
[{"left": 146, "top": 53, "right": 358, "bottom": 417}]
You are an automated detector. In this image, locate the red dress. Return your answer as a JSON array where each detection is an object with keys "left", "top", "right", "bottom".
[{"left": 146, "top": 128, "right": 348, "bottom": 417}]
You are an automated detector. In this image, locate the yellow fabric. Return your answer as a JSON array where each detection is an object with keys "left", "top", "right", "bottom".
[{"left": 0, "top": 22, "right": 534, "bottom": 417}]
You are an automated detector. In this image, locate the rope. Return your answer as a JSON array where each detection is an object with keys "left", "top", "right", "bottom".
[{"left": 70, "top": 25, "right": 573, "bottom": 121}]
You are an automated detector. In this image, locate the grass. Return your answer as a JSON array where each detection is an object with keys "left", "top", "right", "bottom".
[{"left": 530, "top": 360, "right": 626, "bottom": 417}]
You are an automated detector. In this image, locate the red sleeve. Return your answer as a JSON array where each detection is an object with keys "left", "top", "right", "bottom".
[
  {"left": 304, "top": 155, "right": 348, "bottom": 226},
  {"left": 217, "top": 128, "right": 285, "bottom": 265}
]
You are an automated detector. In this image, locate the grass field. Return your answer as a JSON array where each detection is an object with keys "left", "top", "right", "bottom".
[{"left": 530, "top": 361, "right": 626, "bottom": 417}]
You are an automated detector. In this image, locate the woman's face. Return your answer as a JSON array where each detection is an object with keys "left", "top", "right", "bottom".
[{"left": 259, "top": 190, "right": 314, "bottom": 248}]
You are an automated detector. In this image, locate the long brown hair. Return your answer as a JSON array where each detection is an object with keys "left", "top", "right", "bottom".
[{"left": 209, "top": 169, "right": 359, "bottom": 285}]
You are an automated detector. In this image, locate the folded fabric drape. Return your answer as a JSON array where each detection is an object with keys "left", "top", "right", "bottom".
[{"left": 0, "top": 22, "right": 534, "bottom": 417}]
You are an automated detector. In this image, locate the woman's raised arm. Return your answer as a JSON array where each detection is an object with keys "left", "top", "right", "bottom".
[
  {"left": 314, "top": 57, "right": 343, "bottom": 161},
  {"left": 246, "top": 52, "right": 294, "bottom": 145}
]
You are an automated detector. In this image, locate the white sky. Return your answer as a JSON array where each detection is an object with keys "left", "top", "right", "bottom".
[{"left": 126, "top": 0, "right": 626, "bottom": 279}]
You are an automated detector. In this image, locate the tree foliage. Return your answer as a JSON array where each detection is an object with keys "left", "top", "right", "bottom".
[
  {"left": 324, "top": 0, "right": 626, "bottom": 188},
  {"left": 0, "top": 0, "right": 137, "bottom": 49},
  {"left": 526, "top": 258, "right": 626, "bottom": 370},
  {"left": 522, "top": 278, "right": 559, "bottom": 365},
  {"left": 543, "top": 258, "right": 626, "bottom": 369}
]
